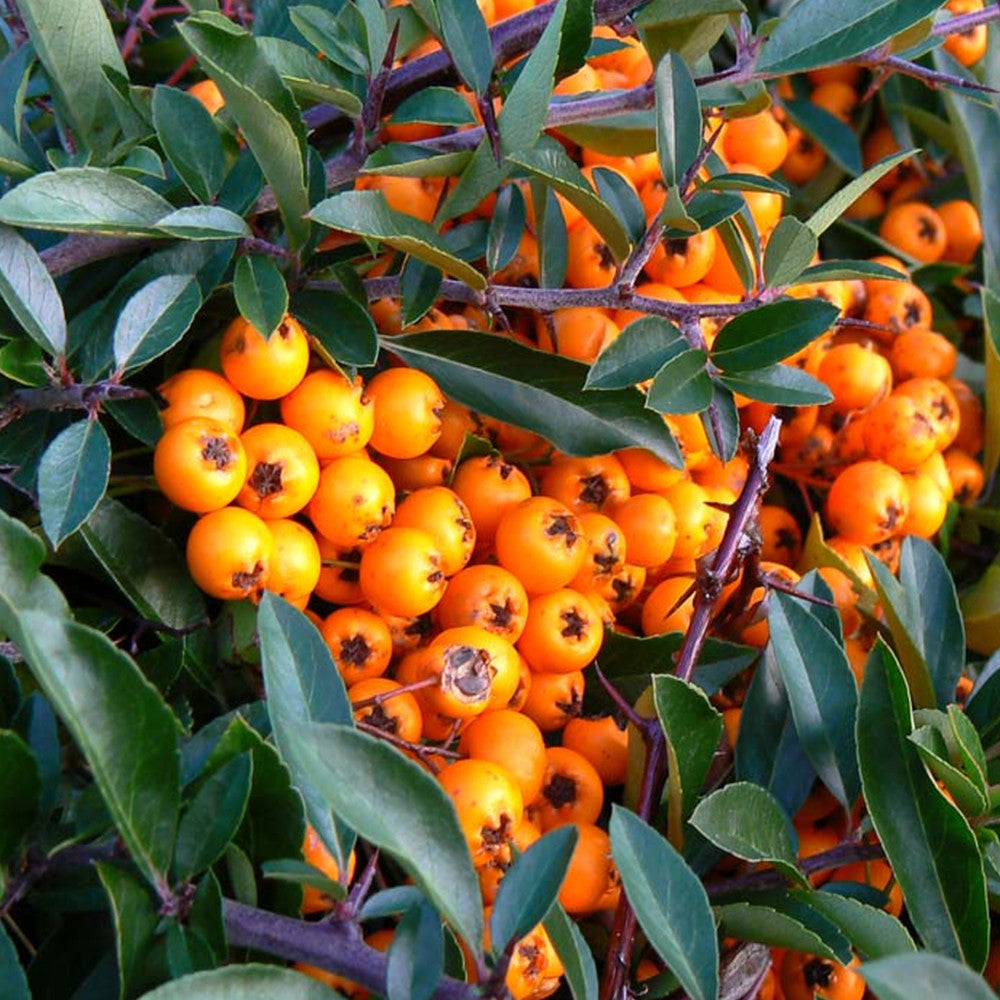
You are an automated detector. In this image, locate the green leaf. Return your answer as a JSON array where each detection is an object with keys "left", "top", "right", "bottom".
[
  {"left": 909, "top": 721, "right": 988, "bottom": 817},
  {"left": 234, "top": 255, "right": 288, "bottom": 340},
  {"left": 172, "top": 752, "right": 253, "bottom": 881},
  {"left": 637, "top": 0, "right": 744, "bottom": 65},
  {"left": 136, "top": 965, "right": 350, "bottom": 999},
  {"left": 665, "top": 189, "right": 743, "bottom": 236},
  {"left": 646, "top": 349, "right": 713, "bottom": 415},
  {"left": 860, "top": 953, "right": 996, "bottom": 1000},
  {"left": 0, "top": 730, "right": 39, "bottom": 863},
  {"left": 392, "top": 88, "right": 478, "bottom": 126},
  {"left": 486, "top": 184, "right": 527, "bottom": 276},
  {"left": 178, "top": 16, "right": 311, "bottom": 250},
  {"left": 258, "top": 594, "right": 355, "bottom": 875},
  {"left": 310, "top": 190, "right": 486, "bottom": 290},
  {"left": 499, "top": 0, "right": 565, "bottom": 154},
  {"left": 509, "top": 139, "right": 632, "bottom": 262},
  {"left": 714, "top": 902, "right": 841, "bottom": 960},
  {"left": 691, "top": 783, "right": 804, "bottom": 884},
  {"left": 857, "top": 641, "right": 989, "bottom": 967},
  {"left": 261, "top": 859, "right": 346, "bottom": 901},
  {"left": 965, "top": 653, "right": 1000, "bottom": 743},
  {"left": 542, "top": 903, "right": 598, "bottom": 1000},
  {"left": 556, "top": 111, "right": 655, "bottom": 157},
  {"left": 735, "top": 644, "right": 815, "bottom": 818},
  {"left": 289, "top": 4, "right": 368, "bottom": 74},
  {"left": 0, "top": 168, "right": 174, "bottom": 235},
  {"left": 0, "top": 338, "right": 47, "bottom": 387},
  {"left": 14, "top": 613, "right": 181, "bottom": 890},
  {"left": 386, "top": 899, "right": 443, "bottom": 1000},
  {"left": 651, "top": 673, "right": 723, "bottom": 832},
  {"left": 701, "top": 381, "right": 741, "bottom": 463},
  {"left": 0, "top": 510, "right": 69, "bottom": 626},
  {"left": 436, "top": 0, "right": 492, "bottom": 96},
  {"left": 113, "top": 275, "right": 203, "bottom": 374},
  {"left": 37, "top": 419, "right": 111, "bottom": 550},
  {"left": 763, "top": 217, "right": 819, "bottom": 288},
  {"left": 714, "top": 215, "right": 755, "bottom": 292},
  {"left": 768, "top": 590, "right": 860, "bottom": 808},
  {"left": 591, "top": 166, "right": 647, "bottom": 245},
  {"left": 296, "top": 723, "right": 484, "bottom": 955},
  {"left": 716, "top": 363, "right": 833, "bottom": 406},
  {"left": 805, "top": 890, "right": 915, "bottom": 959},
  {"left": 98, "top": 861, "right": 160, "bottom": 1000},
  {"left": 610, "top": 806, "right": 719, "bottom": 1000},
  {"left": 256, "top": 37, "right": 363, "bottom": 115},
  {"left": 152, "top": 85, "right": 225, "bottom": 203},
  {"left": 585, "top": 317, "right": 685, "bottom": 391},
  {"left": 289, "top": 289, "right": 378, "bottom": 368},
  {"left": 154, "top": 205, "right": 251, "bottom": 240},
  {"left": 0, "top": 923, "right": 29, "bottom": 1000},
  {"left": 0, "top": 225, "right": 67, "bottom": 357},
  {"left": 806, "top": 150, "right": 917, "bottom": 236},
  {"left": 491, "top": 825, "right": 577, "bottom": 956},
  {"left": 535, "top": 180, "right": 568, "bottom": 289},
  {"left": 783, "top": 99, "right": 863, "bottom": 176},
  {"left": 755, "top": 0, "right": 947, "bottom": 75},
  {"left": 711, "top": 299, "right": 839, "bottom": 373},
  {"left": 384, "top": 330, "right": 683, "bottom": 468},
  {"left": 798, "top": 259, "right": 906, "bottom": 283},
  {"left": 81, "top": 498, "right": 206, "bottom": 631},
  {"left": 18, "top": 0, "right": 129, "bottom": 160},
  {"left": 701, "top": 172, "right": 789, "bottom": 196},
  {"left": 654, "top": 53, "right": 701, "bottom": 188}
]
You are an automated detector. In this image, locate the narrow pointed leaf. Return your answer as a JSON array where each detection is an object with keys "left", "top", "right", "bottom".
[
  {"left": 385, "top": 330, "right": 683, "bottom": 467},
  {"left": 0, "top": 225, "right": 67, "bottom": 356},
  {"left": 768, "top": 590, "right": 860, "bottom": 808},
  {"left": 611, "top": 806, "right": 718, "bottom": 1000},
  {"left": 487, "top": 184, "right": 527, "bottom": 276},
  {"left": 783, "top": 99, "right": 863, "bottom": 175},
  {"left": 691, "top": 784, "right": 804, "bottom": 884},
  {"left": 543, "top": 903, "right": 599, "bottom": 1000},
  {"left": 295, "top": 723, "right": 484, "bottom": 956},
  {"left": 152, "top": 85, "right": 226, "bottom": 203},
  {"left": 857, "top": 641, "right": 989, "bottom": 967},
  {"left": 763, "top": 217, "right": 819, "bottom": 288},
  {"left": 646, "top": 349, "right": 713, "bottom": 415},
  {"left": 654, "top": 52, "right": 701, "bottom": 187},
  {"left": 585, "top": 317, "right": 686, "bottom": 390},
  {"left": 717, "top": 364, "right": 833, "bottom": 407},
  {"left": 234, "top": 255, "right": 288, "bottom": 339},
  {"left": 436, "top": 0, "right": 492, "bottom": 96},
  {"left": 491, "top": 825, "right": 578, "bottom": 956},
  {"left": 802, "top": 890, "right": 916, "bottom": 959},
  {"left": 713, "top": 902, "right": 840, "bottom": 960},
  {"left": 860, "top": 953, "right": 996, "bottom": 1000},
  {"left": 386, "top": 900, "right": 443, "bottom": 1000},
  {"left": 15, "top": 612, "right": 180, "bottom": 890},
  {"left": 38, "top": 419, "right": 111, "bottom": 549}
]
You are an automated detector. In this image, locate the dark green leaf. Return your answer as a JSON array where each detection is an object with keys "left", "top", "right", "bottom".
[
  {"left": 701, "top": 382, "right": 741, "bottom": 462},
  {"left": 654, "top": 53, "right": 701, "bottom": 188},
  {"left": 18, "top": 0, "right": 129, "bottom": 160},
  {"left": 401, "top": 257, "right": 444, "bottom": 327},
  {"left": 585, "top": 317, "right": 685, "bottom": 390},
  {"left": 714, "top": 902, "right": 840, "bottom": 960},
  {"left": 261, "top": 859, "right": 346, "bottom": 902},
  {"left": 234, "top": 255, "right": 288, "bottom": 340},
  {"left": 499, "top": 0, "right": 565, "bottom": 154},
  {"left": 665, "top": 189, "right": 743, "bottom": 236},
  {"left": 0, "top": 168, "right": 173, "bottom": 235},
  {"left": 136, "top": 965, "right": 350, "bottom": 999},
  {"left": 491, "top": 825, "right": 577, "bottom": 956},
  {"left": 966, "top": 653, "right": 1000, "bottom": 744},
  {"left": 910, "top": 722, "right": 987, "bottom": 817},
  {"left": 290, "top": 289, "right": 378, "bottom": 368},
  {"left": 857, "top": 641, "right": 989, "bottom": 966},
  {"left": 81, "top": 498, "right": 206, "bottom": 630},
  {"left": 172, "top": 752, "right": 253, "bottom": 881},
  {"left": 536, "top": 179, "right": 568, "bottom": 289},
  {"left": 0, "top": 730, "right": 39, "bottom": 862},
  {"left": 154, "top": 205, "right": 251, "bottom": 240},
  {"left": 542, "top": 903, "right": 599, "bottom": 1000},
  {"left": 258, "top": 594, "right": 355, "bottom": 875},
  {"left": 637, "top": 0, "right": 743, "bottom": 65},
  {"left": 806, "top": 150, "right": 917, "bottom": 236},
  {"left": 691, "top": 783, "right": 804, "bottom": 884},
  {"left": 763, "top": 217, "right": 819, "bottom": 288},
  {"left": 556, "top": 111, "right": 655, "bottom": 157},
  {"left": 436, "top": 138, "right": 507, "bottom": 223},
  {"left": 591, "top": 166, "right": 647, "bottom": 245},
  {"left": 436, "top": 0, "right": 492, "bottom": 96},
  {"left": 510, "top": 140, "right": 632, "bottom": 262},
  {"left": 701, "top": 172, "right": 789, "bottom": 196},
  {"left": 37, "top": 419, "right": 110, "bottom": 549},
  {"left": 756, "top": 0, "right": 947, "bottom": 75},
  {"left": 0, "top": 509, "right": 69, "bottom": 624},
  {"left": 783, "top": 99, "right": 863, "bottom": 176},
  {"left": 487, "top": 184, "right": 527, "bottom": 276},
  {"left": 14, "top": 614, "right": 180, "bottom": 890},
  {"left": 289, "top": 4, "right": 368, "bottom": 74},
  {"left": 392, "top": 87, "right": 478, "bottom": 126},
  {"left": 798, "top": 259, "right": 906, "bottom": 283},
  {"left": 610, "top": 806, "right": 718, "bottom": 1000},
  {"left": 13, "top": 692, "right": 59, "bottom": 817},
  {"left": 0, "top": 225, "right": 67, "bottom": 357},
  {"left": 768, "top": 590, "right": 860, "bottom": 808},
  {"left": 360, "top": 886, "right": 427, "bottom": 921},
  {"left": 152, "top": 85, "right": 226, "bottom": 203},
  {"left": 295, "top": 723, "right": 484, "bottom": 955},
  {"left": 804, "top": 890, "right": 915, "bottom": 959},
  {"left": 714, "top": 215, "right": 755, "bottom": 292},
  {"left": 717, "top": 363, "right": 833, "bottom": 406},
  {"left": 178, "top": 16, "right": 311, "bottom": 249},
  {"left": 711, "top": 299, "right": 839, "bottom": 372},
  {"left": 860, "top": 953, "right": 995, "bottom": 1000},
  {"left": 0, "top": 923, "right": 29, "bottom": 1000},
  {"left": 256, "top": 37, "right": 363, "bottom": 115},
  {"left": 113, "top": 275, "right": 203, "bottom": 374},
  {"left": 0, "top": 338, "right": 47, "bottom": 386},
  {"left": 646, "top": 349, "right": 713, "bottom": 415},
  {"left": 310, "top": 190, "right": 486, "bottom": 289},
  {"left": 385, "top": 330, "right": 683, "bottom": 467},
  {"left": 555, "top": 0, "right": 594, "bottom": 77},
  {"left": 386, "top": 900, "right": 443, "bottom": 1000},
  {"left": 97, "top": 861, "right": 160, "bottom": 1000},
  {"left": 651, "top": 674, "right": 723, "bottom": 828}
]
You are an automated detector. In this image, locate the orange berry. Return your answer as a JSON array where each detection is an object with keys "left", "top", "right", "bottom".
[
  {"left": 358, "top": 526, "right": 446, "bottom": 618},
  {"left": 153, "top": 417, "right": 246, "bottom": 513},
  {"left": 186, "top": 506, "right": 273, "bottom": 601},
  {"left": 366, "top": 367, "right": 445, "bottom": 459},
  {"left": 220, "top": 314, "right": 310, "bottom": 400},
  {"left": 280, "top": 370, "right": 374, "bottom": 461}
]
